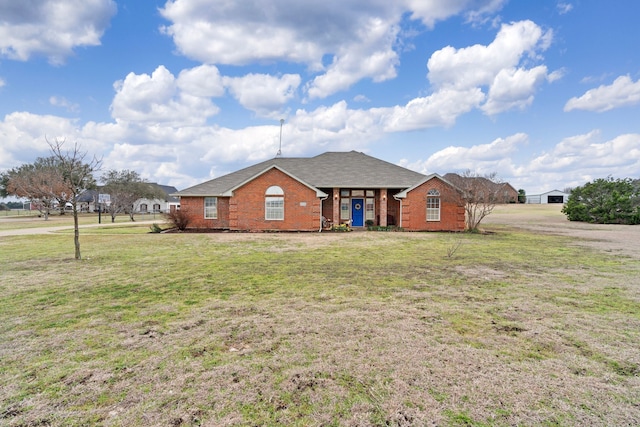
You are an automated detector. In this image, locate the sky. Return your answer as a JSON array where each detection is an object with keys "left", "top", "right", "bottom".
[{"left": 1, "top": 0, "right": 639, "bottom": 196}]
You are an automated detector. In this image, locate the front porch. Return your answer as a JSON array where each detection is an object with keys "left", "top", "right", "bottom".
[{"left": 320, "top": 188, "right": 401, "bottom": 229}]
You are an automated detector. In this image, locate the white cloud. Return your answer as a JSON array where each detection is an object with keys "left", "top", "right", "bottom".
[
  {"left": 400, "top": 133, "right": 528, "bottom": 174},
  {"left": 289, "top": 86, "right": 486, "bottom": 140},
  {"left": 0, "top": 0, "right": 117, "bottom": 64},
  {"left": 176, "top": 65, "right": 225, "bottom": 98},
  {"left": 428, "top": 20, "right": 551, "bottom": 90},
  {"left": 395, "top": 130, "right": 640, "bottom": 194},
  {"left": 4, "top": 99, "right": 640, "bottom": 196},
  {"left": 223, "top": 73, "right": 301, "bottom": 118},
  {"left": 528, "top": 130, "right": 640, "bottom": 172},
  {"left": 564, "top": 75, "right": 640, "bottom": 112},
  {"left": 110, "top": 65, "right": 220, "bottom": 126},
  {"left": 482, "top": 65, "right": 549, "bottom": 115},
  {"left": 426, "top": 20, "right": 554, "bottom": 116},
  {"left": 518, "top": 130, "right": 640, "bottom": 192},
  {"left": 379, "top": 88, "right": 486, "bottom": 131},
  {"left": 557, "top": 2, "right": 573, "bottom": 15},
  {"left": 0, "top": 112, "right": 79, "bottom": 150},
  {"left": 160, "top": 0, "right": 510, "bottom": 99},
  {"left": 305, "top": 17, "right": 400, "bottom": 99},
  {"left": 49, "top": 96, "right": 79, "bottom": 113},
  {"left": 405, "top": 0, "right": 507, "bottom": 28},
  {"left": 0, "top": 111, "right": 110, "bottom": 175}
]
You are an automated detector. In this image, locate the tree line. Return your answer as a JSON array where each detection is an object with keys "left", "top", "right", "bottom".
[{"left": 1, "top": 138, "right": 166, "bottom": 259}]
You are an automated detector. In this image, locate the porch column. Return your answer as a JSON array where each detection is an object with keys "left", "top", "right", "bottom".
[
  {"left": 380, "top": 188, "right": 388, "bottom": 227},
  {"left": 332, "top": 188, "right": 340, "bottom": 225}
]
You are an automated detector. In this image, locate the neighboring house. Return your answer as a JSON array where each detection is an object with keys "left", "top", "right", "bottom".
[
  {"left": 133, "top": 184, "right": 180, "bottom": 214},
  {"left": 526, "top": 190, "right": 569, "bottom": 204},
  {"left": 76, "top": 189, "right": 99, "bottom": 212},
  {"left": 76, "top": 184, "right": 180, "bottom": 213},
  {"left": 172, "top": 151, "right": 466, "bottom": 232},
  {"left": 499, "top": 182, "right": 520, "bottom": 203},
  {"left": 444, "top": 173, "right": 519, "bottom": 203}
]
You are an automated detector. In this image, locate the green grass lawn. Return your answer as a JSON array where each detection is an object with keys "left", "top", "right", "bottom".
[
  {"left": 0, "top": 212, "right": 164, "bottom": 232},
  {"left": 1, "top": 216, "right": 639, "bottom": 426}
]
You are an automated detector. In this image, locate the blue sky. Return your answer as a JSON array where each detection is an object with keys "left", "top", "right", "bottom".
[{"left": 1, "top": 0, "right": 639, "bottom": 195}]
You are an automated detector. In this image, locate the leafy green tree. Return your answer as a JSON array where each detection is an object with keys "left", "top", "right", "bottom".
[
  {"left": 518, "top": 188, "right": 526, "bottom": 204},
  {"left": 562, "top": 177, "right": 640, "bottom": 224},
  {"left": 101, "top": 170, "right": 166, "bottom": 222},
  {"left": 6, "top": 201, "right": 24, "bottom": 209},
  {"left": 0, "top": 174, "right": 8, "bottom": 198}
]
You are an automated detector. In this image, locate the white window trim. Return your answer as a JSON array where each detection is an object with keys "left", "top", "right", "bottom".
[
  {"left": 365, "top": 197, "right": 375, "bottom": 221},
  {"left": 340, "top": 198, "right": 350, "bottom": 220},
  {"left": 265, "top": 196, "right": 284, "bottom": 220},
  {"left": 204, "top": 197, "right": 218, "bottom": 219},
  {"left": 426, "top": 189, "right": 440, "bottom": 222}
]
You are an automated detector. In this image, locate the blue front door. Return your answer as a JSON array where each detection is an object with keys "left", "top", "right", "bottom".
[{"left": 351, "top": 198, "right": 364, "bottom": 227}]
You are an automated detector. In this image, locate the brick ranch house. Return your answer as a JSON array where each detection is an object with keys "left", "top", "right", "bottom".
[{"left": 171, "top": 151, "right": 466, "bottom": 232}]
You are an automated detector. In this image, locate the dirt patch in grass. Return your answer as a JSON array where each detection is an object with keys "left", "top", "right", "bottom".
[
  {"left": 484, "top": 204, "right": 640, "bottom": 259},
  {"left": 1, "top": 207, "right": 640, "bottom": 425}
]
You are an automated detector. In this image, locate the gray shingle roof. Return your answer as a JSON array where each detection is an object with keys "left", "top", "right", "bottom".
[
  {"left": 150, "top": 183, "right": 180, "bottom": 202},
  {"left": 173, "top": 151, "right": 427, "bottom": 197}
]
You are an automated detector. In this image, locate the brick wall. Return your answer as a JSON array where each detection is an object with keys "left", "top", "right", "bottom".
[
  {"left": 400, "top": 178, "right": 465, "bottom": 231},
  {"left": 179, "top": 196, "right": 230, "bottom": 229},
  {"left": 179, "top": 169, "right": 321, "bottom": 231},
  {"left": 230, "top": 168, "right": 321, "bottom": 231}
]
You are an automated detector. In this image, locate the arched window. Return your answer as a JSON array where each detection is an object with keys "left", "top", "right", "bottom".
[
  {"left": 265, "top": 186, "right": 284, "bottom": 220},
  {"left": 265, "top": 186, "right": 284, "bottom": 195},
  {"left": 426, "top": 189, "right": 440, "bottom": 221},
  {"left": 139, "top": 203, "right": 148, "bottom": 213}
]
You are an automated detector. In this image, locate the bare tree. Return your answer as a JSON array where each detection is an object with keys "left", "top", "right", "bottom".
[
  {"left": 101, "top": 170, "right": 167, "bottom": 222},
  {"left": 48, "top": 138, "right": 101, "bottom": 260},
  {"left": 446, "top": 170, "right": 505, "bottom": 232},
  {"left": 2, "top": 157, "right": 73, "bottom": 220}
]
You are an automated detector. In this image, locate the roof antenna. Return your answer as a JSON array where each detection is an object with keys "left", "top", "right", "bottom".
[{"left": 276, "top": 118, "right": 284, "bottom": 157}]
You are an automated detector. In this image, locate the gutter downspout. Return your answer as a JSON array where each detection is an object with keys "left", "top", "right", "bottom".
[
  {"left": 319, "top": 195, "right": 328, "bottom": 232},
  {"left": 393, "top": 194, "right": 403, "bottom": 228}
]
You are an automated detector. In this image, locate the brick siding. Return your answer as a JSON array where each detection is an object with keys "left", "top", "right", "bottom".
[
  {"left": 179, "top": 196, "right": 230, "bottom": 229},
  {"left": 180, "top": 170, "right": 322, "bottom": 231},
  {"left": 179, "top": 172, "right": 465, "bottom": 232},
  {"left": 231, "top": 168, "right": 321, "bottom": 231},
  {"left": 400, "top": 178, "right": 465, "bottom": 231}
]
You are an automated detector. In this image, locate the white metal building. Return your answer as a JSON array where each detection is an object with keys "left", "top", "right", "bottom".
[{"left": 526, "top": 190, "right": 569, "bottom": 204}]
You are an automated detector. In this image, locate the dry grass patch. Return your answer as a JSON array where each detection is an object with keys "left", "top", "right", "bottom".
[{"left": 1, "top": 219, "right": 640, "bottom": 426}]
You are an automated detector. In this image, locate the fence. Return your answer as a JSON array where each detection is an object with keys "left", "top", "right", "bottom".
[{"left": 0, "top": 209, "right": 34, "bottom": 216}]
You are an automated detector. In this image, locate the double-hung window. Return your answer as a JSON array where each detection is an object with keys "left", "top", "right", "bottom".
[
  {"left": 340, "top": 198, "right": 350, "bottom": 220},
  {"left": 426, "top": 189, "right": 440, "bottom": 221},
  {"left": 365, "top": 198, "right": 375, "bottom": 221},
  {"left": 204, "top": 197, "right": 218, "bottom": 219},
  {"left": 265, "top": 186, "right": 284, "bottom": 220}
]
